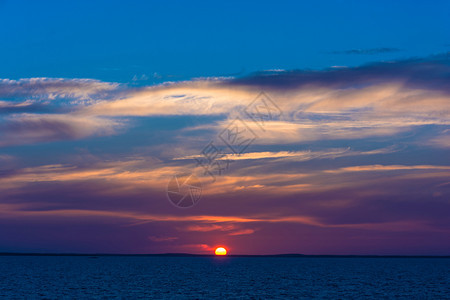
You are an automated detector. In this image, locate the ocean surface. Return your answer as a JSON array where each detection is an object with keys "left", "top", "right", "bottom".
[{"left": 0, "top": 256, "right": 448, "bottom": 299}]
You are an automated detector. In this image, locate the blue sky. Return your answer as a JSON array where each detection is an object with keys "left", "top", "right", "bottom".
[
  {"left": 0, "top": 0, "right": 449, "bottom": 254},
  {"left": 1, "top": 0, "right": 449, "bottom": 82}
]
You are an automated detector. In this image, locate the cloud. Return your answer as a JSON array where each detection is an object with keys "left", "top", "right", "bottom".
[
  {"left": 325, "top": 164, "right": 450, "bottom": 173},
  {"left": 0, "top": 55, "right": 449, "bottom": 254},
  {"left": 227, "top": 229, "right": 255, "bottom": 236},
  {"left": 182, "top": 224, "right": 237, "bottom": 232},
  {"left": 0, "top": 77, "right": 126, "bottom": 146},
  {"left": 174, "top": 146, "right": 399, "bottom": 162},
  {"left": 80, "top": 82, "right": 253, "bottom": 117},
  {"left": 327, "top": 48, "right": 402, "bottom": 55},
  {"left": 226, "top": 53, "right": 450, "bottom": 92},
  {"left": 1, "top": 156, "right": 448, "bottom": 227},
  {"left": 0, "top": 77, "right": 119, "bottom": 101},
  {"left": 0, "top": 113, "right": 122, "bottom": 146},
  {"left": 0, "top": 54, "right": 449, "bottom": 148},
  {"left": 71, "top": 54, "right": 450, "bottom": 123},
  {"left": 181, "top": 224, "right": 256, "bottom": 236},
  {"left": 0, "top": 149, "right": 449, "bottom": 254},
  {"left": 80, "top": 55, "right": 450, "bottom": 148},
  {"left": 426, "top": 130, "right": 450, "bottom": 148}
]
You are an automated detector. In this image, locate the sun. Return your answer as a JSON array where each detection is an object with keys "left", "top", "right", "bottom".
[{"left": 214, "top": 247, "right": 227, "bottom": 256}]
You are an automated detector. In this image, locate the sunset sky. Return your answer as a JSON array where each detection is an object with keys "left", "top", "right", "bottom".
[{"left": 0, "top": 0, "right": 449, "bottom": 255}]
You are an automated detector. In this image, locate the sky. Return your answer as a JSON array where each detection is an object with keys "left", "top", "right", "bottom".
[{"left": 0, "top": 0, "right": 449, "bottom": 255}]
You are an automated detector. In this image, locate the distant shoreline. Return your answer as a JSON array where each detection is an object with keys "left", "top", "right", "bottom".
[{"left": 0, "top": 253, "right": 449, "bottom": 258}]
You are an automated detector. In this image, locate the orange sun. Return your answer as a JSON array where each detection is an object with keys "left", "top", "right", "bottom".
[{"left": 214, "top": 247, "right": 227, "bottom": 256}]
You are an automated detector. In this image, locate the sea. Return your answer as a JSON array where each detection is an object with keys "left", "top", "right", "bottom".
[{"left": 0, "top": 256, "right": 448, "bottom": 299}]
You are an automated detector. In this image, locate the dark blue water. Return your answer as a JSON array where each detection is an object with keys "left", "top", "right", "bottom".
[{"left": 0, "top": 256, "right": 448, "bottom": 299}]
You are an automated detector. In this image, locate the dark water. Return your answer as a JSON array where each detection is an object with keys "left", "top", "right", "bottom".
[{"left": 0, "top": 256, "right": 449, "bottom": 299}]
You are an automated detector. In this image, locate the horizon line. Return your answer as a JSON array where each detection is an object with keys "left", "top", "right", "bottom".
[{"left": 1, "top": 252, "right": 449, "bottom": 258}]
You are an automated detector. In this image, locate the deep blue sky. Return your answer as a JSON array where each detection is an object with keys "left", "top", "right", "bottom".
[{"left": 1, "top": 0, "right": 449, "bottom": 83}]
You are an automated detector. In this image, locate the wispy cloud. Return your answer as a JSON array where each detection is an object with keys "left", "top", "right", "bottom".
[
  {"left": 325, "top": 164, "right": 450, "bottom": 173},
  {"left": 0, "top": 78, "right": 119, "bottom": 101},
  {"left": 327, "top": 47, "right": 401, "bottom": 55},
  {"left": 174, "top": 146, "right": 399, "bottom": 161},
  {"left": 0, "top": 113, "right": 122, "bottom": 146}
]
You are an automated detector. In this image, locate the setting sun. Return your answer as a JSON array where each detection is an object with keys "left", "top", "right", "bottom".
[{"left": 214, "top": 247, "right": 227, "bottom": 256}]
